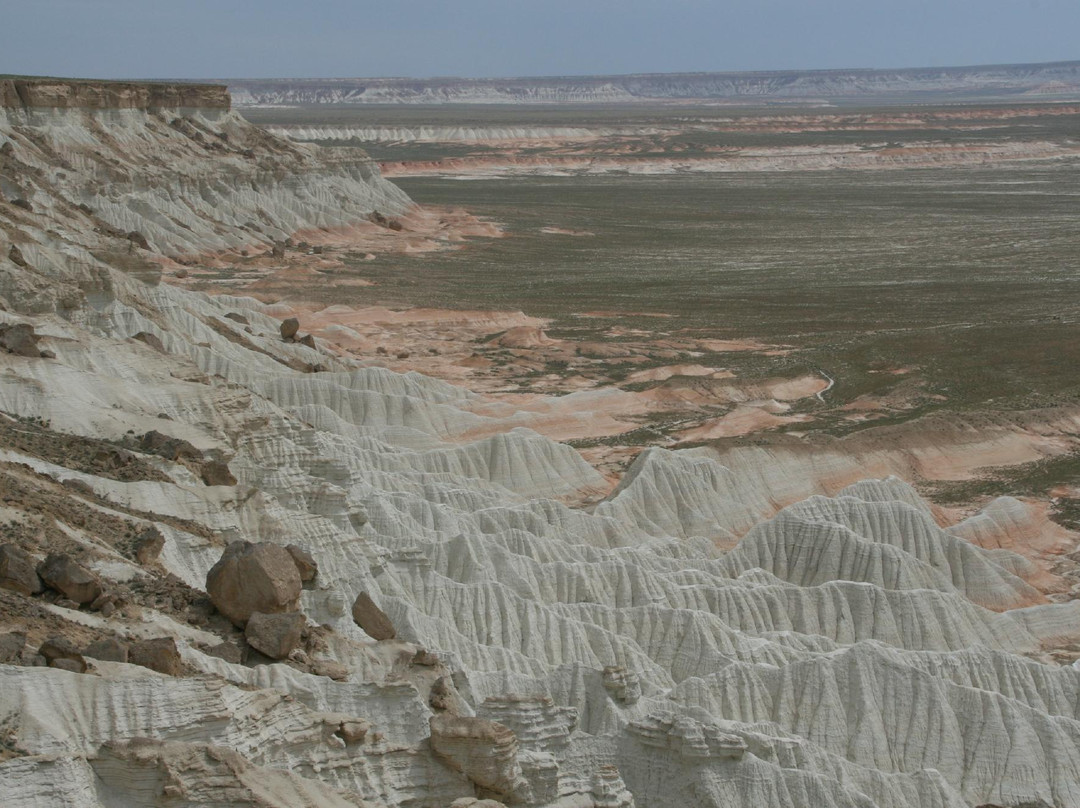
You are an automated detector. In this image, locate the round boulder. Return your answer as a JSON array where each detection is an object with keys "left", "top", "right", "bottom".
[{"left": 280, "top": 317, "right": 299, "bottom": 341}]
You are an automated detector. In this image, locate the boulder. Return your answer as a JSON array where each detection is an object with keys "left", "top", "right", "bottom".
[
  {"left": 203, "top": 641, "right": 242, "bottom": 664},
  {"left": 84, "top": 637, "right": 129, "bottom": 663},
  {"left": 412, "top": 648, "right": 439, "bottom": 667},
  {"left": 325, "top": 590, "right": 348, "bottom": 617},
  {"left": 205, "top": 542, "right": 302, "bottom": 627},
  {"left": 311, "top": 658, "right": 349, "bottom": 681},
  {"left": 280, "top": 317, "right": 299, "bottom": 341},
  {"left": 126, "top": 230, "right": 150, "bottom": 250},
  {"left": 133, "top": 527, "right": 166, "bottom": 565},
  {"left": 62, "top": 478, "right": 95, "bottom": 497},
  {"left": 51, "top": 658, "right": 88, "bottom": 674},
  {"left": 430, "top": 676, "right": 453, "bottom": 711},
  {"left": 338, "top": 718, "right": 371, "bottom": 744},
  {"left": 37, "top": 553, "right": 102, "bottom": 605},
  {"left": 39, "top": 636, "right": 87, "bottom": 672},
  {"left": 90, "top": 592, "right": 116, "bottom": 613},
  {"left": 138, "top": 430, "right": 202, "bottom": 461},
  {"left": 285, "top": 544, "right": 318, "bottom": 582},
  {"left": 0, "top": 631, "right": 26, "bottom": 663},
  {"left": 132, "top": 331, "right": 165, "bottom": 352},
  {"left": 0, "top": 544, "right": 43, "bottom": 596},
  {"left": 298, "top": 333, "right": 316, "bottom": 349},
  {"left": 200, "top": 460, "right": 237, "bottom": 487},
  {"left": 224, "top": 312, "right": 249, "bottom": 324},
  {"left": 129, "top": 637, "right": 182, "bottom": 675},
  {"left": 244, "top": 611, "right": 306, "bottom": 660},
  {"left": 351, "top": 592, "right": 396, "bottom": 640},
  {"left": 8, "top": 244, "right": 28, "bottom": 268},
  {"left": 0, "top": 322, "right": 43, "bottom": 357}
]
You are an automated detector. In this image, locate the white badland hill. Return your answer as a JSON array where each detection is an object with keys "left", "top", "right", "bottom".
[{"left": 1, "top": 78, "right": 1080, "bottom": 808}]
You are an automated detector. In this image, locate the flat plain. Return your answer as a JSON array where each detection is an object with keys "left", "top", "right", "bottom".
[{"left": 240, "top": 101, "right": 1080, "bottom": 511}]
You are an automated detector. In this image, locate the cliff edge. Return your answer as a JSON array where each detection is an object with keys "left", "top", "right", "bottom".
[
  {"left": 0, "top": 77, "right": 408, "bottom": 261},
  {"left": 0, "top": 77, "right": 229, "bottom": 110}
]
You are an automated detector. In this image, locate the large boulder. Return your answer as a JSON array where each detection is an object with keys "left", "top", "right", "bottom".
[
  {"left": 244, "top": 611, "right": 306, "bottom": 659},
  {"left": 351, "top": 592, "right": 395, "bottom": 640},
  {"left": 0, "top": 544, "right": 43, "bottom": 596},
  {"left": 37, "top": 553, "right": 102, "bottom": 605},
  {"left": 129, "top": 637, "right": 182, "bottom": 675},
  {"left": 206, "top": 542, "right": 302, "bottom": 627}
]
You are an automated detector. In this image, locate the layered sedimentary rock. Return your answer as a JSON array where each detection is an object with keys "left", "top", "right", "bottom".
[
  {"left": 1, "top": 79, "right": 1080, "bottom": 808},
  {"left": 0, "top": 77, "right": 409, "bottom": 260}
]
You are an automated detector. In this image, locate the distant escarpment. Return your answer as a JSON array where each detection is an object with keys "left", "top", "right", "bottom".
[
  {"left": 226, "top": 59, "right": 1080, "bottom": 106},
  {"left": 0, "top": 77, "right": 409, "bottom": 260}
]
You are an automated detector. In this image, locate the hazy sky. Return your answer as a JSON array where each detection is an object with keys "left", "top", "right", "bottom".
[{"left": 3, "top": 0, "right": 1077, "bottom": 79}]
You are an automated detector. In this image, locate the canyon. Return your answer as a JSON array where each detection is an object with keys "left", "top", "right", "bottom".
[{"left": 1, "top": 76, "right": 1080, "bottom": 808}]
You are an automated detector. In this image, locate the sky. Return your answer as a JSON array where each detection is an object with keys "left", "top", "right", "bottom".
[{"left": 2, "top": 0, "right": 1077, "bottom": 80}]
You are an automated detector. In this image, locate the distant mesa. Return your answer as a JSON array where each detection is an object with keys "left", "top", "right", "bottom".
[{"left": 223, "top": 59, "right": 1080, "bottom": 106}]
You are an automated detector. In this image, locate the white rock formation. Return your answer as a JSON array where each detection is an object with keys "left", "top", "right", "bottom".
[{"left": 1, "top": 80, "right": 1080, "bottom": 808}]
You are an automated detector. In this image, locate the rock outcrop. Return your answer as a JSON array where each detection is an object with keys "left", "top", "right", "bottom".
[{"left": 429, "top": 715, "right": 528, "bottom": 800}]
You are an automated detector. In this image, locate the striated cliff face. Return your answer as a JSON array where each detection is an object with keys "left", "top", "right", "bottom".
[
  {"left": 2, "top": 79, "right": 1080, "bottom": 808},
  {"left": 0, "top": 78, "right": 230, "bottom": 110},
  {"left": 0, "top": 79, "right": 409, "bottom": 259},
  {"left": 226, "top": 59, "right": 1080, "bottom": 105}
]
